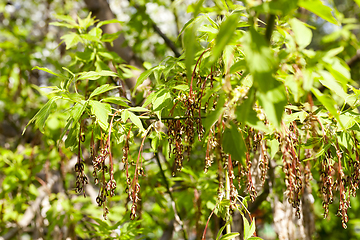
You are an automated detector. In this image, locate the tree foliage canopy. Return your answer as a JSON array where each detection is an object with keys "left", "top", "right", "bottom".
[{"left": 2, "top": 0, "right": 360, "bottom": 239}]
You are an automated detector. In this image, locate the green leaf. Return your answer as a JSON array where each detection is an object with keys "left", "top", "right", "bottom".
[
  {"left": 236, "top": 87, "right": 255, "bottom": 124},
  {"left": 243, "top": 214, "right": 251, "bottom": 239},
  {"left": 32, "top": 66, "right": 67, "bottom": 79},
  {"left": 71, "top": 101, "right": 87, "bottom": 127},
  {"left": 289, "top": 18, "right": 312, "bottom": 49},
  {"left": 53, "top": 14, "right": 77, "bottom": 25},
  {"left": 61, "top": 32, "right": 82, "bottom": 49},
  {"left": 311, "top": 88, "right": 344, "bottom": 129},
  {"left": 318, "top": 70, "right": 348, "bottom": 101},
  {"left": 245, "top": 217, "right": 256, "bottom": 240},
  {"left": 153, "top": 90, "right": 171, "bottom": 111},
  {"left": 78, "top": 70, "right": 117, "bottom": 80},
  {"left": 97, "top": 19, "right": 123, "bottom": 28},
  {"left": 89, "top": 84, "right": 119, "bottom": 99},
  {"left": 23, "top": 97, "right": 58, "bottom": 134},
  {"left": 248, "top": 237, "right": 263, "bottom": 240},
  {"left": 209, "top": 13, "right": 240, "bottom": 65},
  {"left": 50, "top": 22, "right": 77, "bottom": 29},
  {"left": 102, "top": 97, "right": 129, "bottom": 108},
  {"left": 298, "top": 0, "right": 338, "bottom": 25},
  {"left": 59, "top": 118, "right": 72, "bottom": 145},
  {"left": 183, "top": 20, "right": 201, "bottom": 81},
  {"left": 269, "top": 139, "right": 280, "bottom": 159},
  {"left": 216, "top": 221, "right": 230, "bottom": 240},
  {"left": 121, "top": 110, "right": 130, "bottom": 122},
  {"left": 133, "top": 67, "right": 156, "bottom": 92},
  {"left": 254, "top": 0, "right": 298, "bottom": 15},
  {"left": 222, "top": 122, "right": 246, "bottom": 166},
  {"left": 81, "top": 33, "right": 101, "bottom": 42},
  {"left": 172, "top": 84, "right": 189, "bottom": 91},
  {"left": 128, "top": 107, "right": 149, "bottom": 112},
  {"left": 142, "top": 92, "right": 157, "bottom": 108},
  {"left": 219, "top": 233, "right": 240, "bottom": 240},
  {"left": 356, "top": 0, "right": 360, "bottom": 7},
  {"left": 230, "top": 59, "right": 246, "bottom": 74},
  {"left": 203, "top": 94, "right": 226, "bottom": 137},
  {"left": 243, "top": 28, "right": 277, "bottom": 92},
  {"left": 257, "top": 82, "right": 287, "bottom": 129},
  {"left": 77, "top": 13, "right": 95, "bottom": 30},
  {"left": 89, "top": 100, "right": 111, "bottom": 130},
  {"left": 128, "top": 111, "right": 144, "bottom": 131},
  {"left": 65, "top": 122, "right": 79, "bottom": 151}
]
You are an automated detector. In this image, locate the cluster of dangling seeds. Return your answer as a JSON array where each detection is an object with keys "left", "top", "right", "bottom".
[
  {"left": 320, "top": 156, "right": 335, "bottom": 219},
  {"left": 281, "top": 123, "right": 302, "bottom": 218},
  {"left": 167, "top": 119, "right": 185, "bottom": 174},
  {"left": 75, "top": 162, "right": 88, "bottom": 196}
]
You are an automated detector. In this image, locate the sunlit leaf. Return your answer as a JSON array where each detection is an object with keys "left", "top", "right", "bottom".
[
  {"left": 89, "top": 100, "right": 111, "bottom": 130},
  {"left": 298, "top": 0, "right": 338, "bottom": 25},
  {"left": 289, "top": 18, "right": 312, "bottom": 49},
  {"left": 89, "top": 84, "right": 119, "bottom": 99},
  {"left": 78, "top": 70, "right": 117, "bottom": 80}
]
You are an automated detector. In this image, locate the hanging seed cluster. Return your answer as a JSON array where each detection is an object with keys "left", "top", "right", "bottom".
[
  {"left": 280, "top": 123, "right": 303, "bottom": 218},
  {"left": 319, "top": 156, "right": 334, "bottom": 219},
  {"left": 75, "top": 126, "right": 88, "bottom": 197},
  {"left": 90, "top": 135, "right": 117, "bottom": 219}
]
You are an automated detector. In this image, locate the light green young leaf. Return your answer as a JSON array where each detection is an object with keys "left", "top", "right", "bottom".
[
  {"left": 128, "top": 111, "right": 145, "bottom": 131},
  {"left": 289, "top": 18, "right": 312, "bottom": 49},
  {"left": 61, "top": 32, "right": 82, "bottom": 49},
  {"left": 81, "top": 33, "right": 101, "bottom": 42},
  {"left": 89, "top": 84, "right": 119, "bottom": 99},
  {"left": 77, "top": 13, "right": 94, "bottom": 30},
  {"left": 172, "top": 84, "right": 189, "bottom": 91},
  {"left": 89, "top": 100, "right": 111, "bottom": 130},
  {"left": 219, "top": 233, "right": 240, "bottom": 240},
  {"left": 23, "top": 97, "right": 58, "bottom": 134},
  {"left": 245, "top": 217, "right": 256, "bottom": 240},
  {"left": 32, "top": 66, "right": 67, "bottom": 79},
  {"left": 298, "top": 0, "right": 338, "bottom": 25},
  {"left": 97, "top": 19, "right": 123, "bottom": 28},
  {"left": 242, "top": 214, "right": 251, "bottom": 239},
  {"left": 50, "top": 22, "right": 77, "bottom": 29},
  {"left": 53, "top": 14, "right": 77, "bottom": 25},
  {"left": 78, "top": 70, "right": 118, "bottom": 80},
  {"left": 128, "top": 107, "right": 149, "bottom": 112},
  {"left": 269, "top": 139, "right": 280, "bottom": 159},
  {"left": 356, "top": 0, "right": 360, "bottom": 7}
]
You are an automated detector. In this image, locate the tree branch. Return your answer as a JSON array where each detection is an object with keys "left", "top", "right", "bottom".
[
  {"left": 265, "top": 14, "right": 276, "bottom": 43},
  {"left": 84, "top": 0, "right": 143, "bottom": 89},
  {"left": 152, "top": 23, "right": 181, "bottom": 58},
  {"left": 346, "top": 49, "right": 360, "bottom": 68}
]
